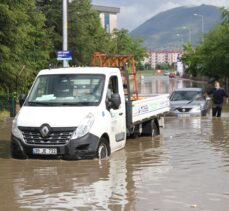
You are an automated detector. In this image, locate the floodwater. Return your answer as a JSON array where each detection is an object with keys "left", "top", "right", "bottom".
[{"left": 1, "top": 76, "right": 229, "bottom": 211}]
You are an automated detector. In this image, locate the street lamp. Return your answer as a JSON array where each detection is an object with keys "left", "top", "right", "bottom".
[
  {"left": 176, "top": 33, "right": 183, "bottom": 48},
  {"left": 183, "top": 26, "right": 192, "bottom": 44},
  {"left": 194, "top": 13, "right": 204, "bottom": 41}
]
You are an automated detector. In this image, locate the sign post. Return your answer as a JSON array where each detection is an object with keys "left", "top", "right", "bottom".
[{"left": 63, "top": 0, "right": 68, "bottom": 67}]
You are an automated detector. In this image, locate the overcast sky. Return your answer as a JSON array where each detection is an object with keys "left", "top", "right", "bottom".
[{"left": 92, "top": 0, "right": 229, "bottom": 31}]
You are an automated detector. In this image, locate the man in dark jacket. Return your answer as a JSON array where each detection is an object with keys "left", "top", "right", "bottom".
[{"left": 207, "top": 81, "right": 228, "bottom": 117}]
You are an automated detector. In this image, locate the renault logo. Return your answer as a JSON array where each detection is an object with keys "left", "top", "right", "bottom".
[{"left": 40, "top": 124, "right": 51, "bottom": 138}]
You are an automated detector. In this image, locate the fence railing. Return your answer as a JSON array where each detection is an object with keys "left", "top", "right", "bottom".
[{"left": 0, "top": 95, "right": 16, "bottom": 117}]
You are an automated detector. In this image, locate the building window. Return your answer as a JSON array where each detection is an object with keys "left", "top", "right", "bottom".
[{"left": 104, "top": 13, "right": 110, "bottom": 33}]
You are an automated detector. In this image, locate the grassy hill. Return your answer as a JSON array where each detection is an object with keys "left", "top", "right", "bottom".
[{"left": 130, "top": 5, "right": 221, "bottom": 49}]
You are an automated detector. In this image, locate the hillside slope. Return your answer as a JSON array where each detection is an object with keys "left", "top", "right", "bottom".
[{"left": 130, "top": 5, "right": 221, "bottom": 49}]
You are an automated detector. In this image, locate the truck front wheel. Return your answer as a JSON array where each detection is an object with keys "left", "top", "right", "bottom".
[
  {"left": 97, "top": 138, "right": 109, "bottom": 159},
  {"left": 11, "top": 141, "right": 27, "bottom": 159}
]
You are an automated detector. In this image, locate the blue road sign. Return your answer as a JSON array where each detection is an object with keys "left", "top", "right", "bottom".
[{"left": 57, "top": 50, "right": 72, "bottom": 60}]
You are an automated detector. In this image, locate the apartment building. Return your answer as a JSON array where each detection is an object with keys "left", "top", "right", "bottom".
[
  {"left": 144, "top": 49, "right": 183, "bottom": 69},
  {"left": 93, "top": 5, "right": 120, "bottom": 33}
]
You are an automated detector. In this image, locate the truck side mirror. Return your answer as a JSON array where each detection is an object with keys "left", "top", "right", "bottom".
[
  {"left": 110, "top": 93, "right": 121, "bottom": 109},
  {"left": 19, "top": 94, "right": 27, "bottom": 107}
]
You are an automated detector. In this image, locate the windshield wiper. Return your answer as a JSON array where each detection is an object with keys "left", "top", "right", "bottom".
[
  {"left": 57, "top": 102, "right": 94, "bottom": 106},
  {"left": 27, "top": 101, "right": 56, "bottom": 106},
  {"left": 186, "top": 96, "right": 199, "bottom": 105},
  {"left": 186, "top": 99, "right": 194, "bottom": 105},
  {"left": 28, "top": 101, "right": 96, "bottom": 106}
]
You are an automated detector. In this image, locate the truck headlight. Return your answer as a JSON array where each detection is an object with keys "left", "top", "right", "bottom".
[
  {"left": 71, "top": 113, "right": 95, "bottom": 139},
  {"left": 12, "top": 116, "right": 23, "bottom": 140}
]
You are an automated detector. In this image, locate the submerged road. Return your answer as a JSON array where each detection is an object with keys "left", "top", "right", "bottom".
[
  {"left": 0, "top": 76, "right": 229, "bottom": 211},
  {"left": 1, "top": 115, "right": 229, "bottom": 211}
]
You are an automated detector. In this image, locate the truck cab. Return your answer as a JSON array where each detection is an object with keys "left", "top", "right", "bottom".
[{"left": 11, "top": 67, "right": 126, "bottom": 159}]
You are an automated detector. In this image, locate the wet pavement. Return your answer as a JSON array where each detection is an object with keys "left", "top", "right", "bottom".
[{"left": 0, "top": 77, "right": 229, "bottom": 211}]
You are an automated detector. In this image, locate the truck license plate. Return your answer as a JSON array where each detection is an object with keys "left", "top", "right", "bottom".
[{"left": 32, "top": 148, "right": 57, "bottom": 155}]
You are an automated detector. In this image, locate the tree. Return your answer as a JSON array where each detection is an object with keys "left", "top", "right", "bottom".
[
  {"left": 0, "top": 0, "right": 51, "bottom": 92},
  {"left": 68, "top": 0, "right": 110, "bottom": 66},
  {"left": 36, "top": 0, "right": 147, "bottom": 68},
  {"left": 0, "top": 0, "right": 52, "bottom": 94},
  {"left": 110, "top": 29, "right": 147, "bottom": 63},
  {"left": 221, "top": 7, "right": 229, "bottom": 25},
  {"left": 199, "top": 25, "right": 229, "bottom": 78},
  {"left": 130, "top": 36, "right": 148, "bottom": 62},
  {"left": 182, "top": 8, "right": 229, "bottom": 80},
  {"left": 182, "top": 43, "right": 201, "bottom": 77},
  {"left": 36, "top": 0, "right": 62, "bottom": 65},
  {"left": 0, "top": 0, "right": 147, "bottom": 95}
]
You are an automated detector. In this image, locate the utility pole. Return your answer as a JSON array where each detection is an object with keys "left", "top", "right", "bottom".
[
  {"left": 194, "top": 13, "right": 204, "bottom": 42},
  {"left": 63, "top": 0, "right": 68, "bottom": 67},
  {"left": 176, "top": 33, "right": 184, "bottom": 48},
  {"left": 183, "top": 26, "right": 192, "bottom": 44}
]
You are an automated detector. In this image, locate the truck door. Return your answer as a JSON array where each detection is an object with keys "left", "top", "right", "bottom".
[{"left": 106, "top": 76, "right": 126, "bottom": 149}]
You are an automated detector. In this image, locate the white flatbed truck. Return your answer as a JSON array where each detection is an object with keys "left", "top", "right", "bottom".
[{"left": 11, "top": 67, "right": 169, "bottom": 159}]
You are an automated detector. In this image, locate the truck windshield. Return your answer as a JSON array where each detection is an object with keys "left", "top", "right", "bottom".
[{"left": 26, "top": 74, "right": 105, "bottom": 106}]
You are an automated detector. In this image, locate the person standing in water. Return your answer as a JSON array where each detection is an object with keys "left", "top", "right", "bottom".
[{"left": 207, "top": 81, "right": 229, "bottom": 117}]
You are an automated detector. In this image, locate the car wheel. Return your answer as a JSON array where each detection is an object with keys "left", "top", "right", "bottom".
[{"left": 97, "top": 138, "right": 109, "bottom": 159}]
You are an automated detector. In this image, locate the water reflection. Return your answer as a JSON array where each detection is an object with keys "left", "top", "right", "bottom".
[
  {"left": 0, "top": 136, "right": 171, "bottom": 211},
  {"left": 138, "top": 76, "right": 208, "bottom": 95},
  {"left": 209, "top": 118, "right": 229, "bottom": 165},
  {"left": 0, "top": 118, "right": 11, "bottom": 159},
  {"left": 9, "top": 156, "right": 127, "bottom": 210},
  {"left": 139, "top": 76, "right": 170, "bottom": 94},
  {"left": 1, "top": 77, "right": 229, "bottom": 210}
]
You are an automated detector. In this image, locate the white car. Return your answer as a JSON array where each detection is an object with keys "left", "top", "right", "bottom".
[{"left": 168, "top": 88, "right": 211, "bottom": 117}]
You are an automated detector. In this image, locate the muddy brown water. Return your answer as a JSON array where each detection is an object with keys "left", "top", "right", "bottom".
[{"left": 0, "top": 77, "right": 229, "bottom": 211}]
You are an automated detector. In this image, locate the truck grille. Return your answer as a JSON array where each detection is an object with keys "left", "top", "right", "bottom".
[{"left": 19, "top": 127, "right": 76, "bottom": 145}]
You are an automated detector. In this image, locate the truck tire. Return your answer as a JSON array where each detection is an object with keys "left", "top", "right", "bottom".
[
  {"left": 11, "top": 149, "right": 26, "bottom": 159},
  {"left": 11, "top": 142, "right": 27, "bottom": 159},
  {"left": 130, "top": 124, "right": 141, "bottom": 139},
  {"left": 97, "top": 138, "right": 109, "bottom": 159},
  {"left": 152, "top": 120, "right": 160, "bottom": 136},
  {"left": 142, "top": 119, "right": 160, "bottom": 137}
]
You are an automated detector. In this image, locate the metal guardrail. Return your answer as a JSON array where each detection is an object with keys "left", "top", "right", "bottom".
[
  {"left": 0, "top": 95, "right": 9, "bottom": 110},
  {"left": 0, "top": 95, "right": 16, "bottom": 117}
]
